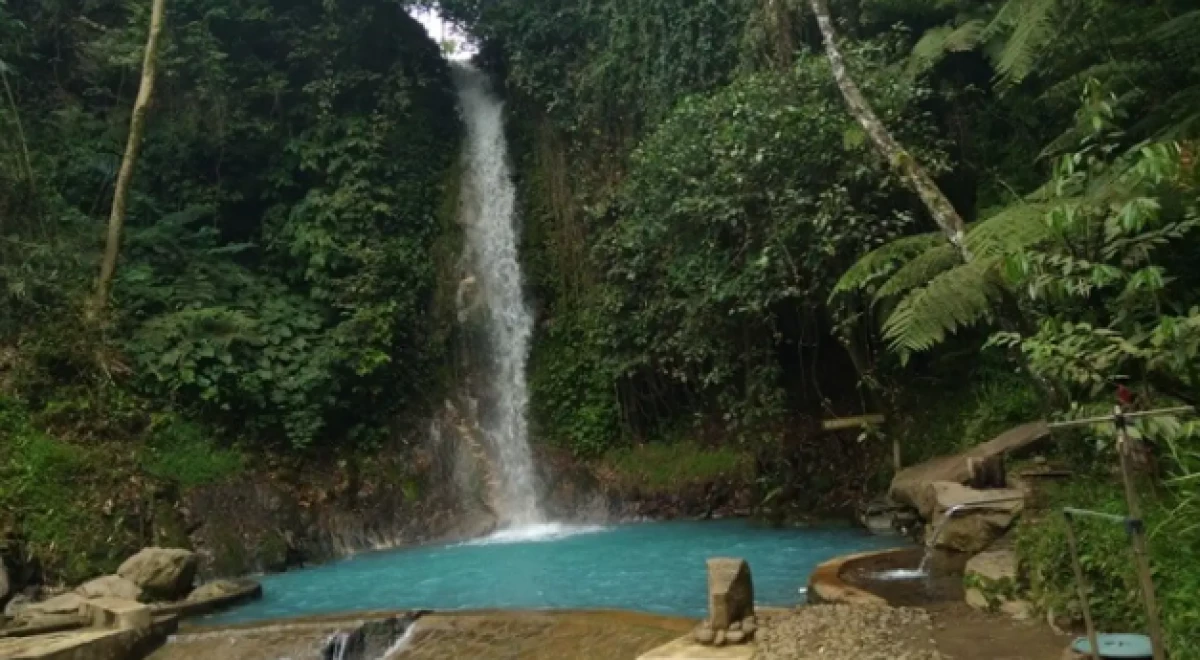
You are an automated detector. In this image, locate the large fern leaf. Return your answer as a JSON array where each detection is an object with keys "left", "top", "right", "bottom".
[
  {"left": 831, "top": 231, "right": 942, "bottom": 298},
  {"left": 988, "top": 0, "right": 1059, "bottom": 87},
  {"left": 873, "top": 243, "right": 958, "bottom": 302},
  {"left": 905, "top": 20, "right": 987, "bottom": 79},
  {"left": 882, "top": 256, "right": 1003, "bottom": 355},
  {"left": 965, "top": 202, "right": 1054, "bottom": 255}
]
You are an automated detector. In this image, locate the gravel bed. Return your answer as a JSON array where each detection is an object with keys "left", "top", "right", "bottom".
[{"left": 756, "top": 605, "right": 943, "bottom": 660}]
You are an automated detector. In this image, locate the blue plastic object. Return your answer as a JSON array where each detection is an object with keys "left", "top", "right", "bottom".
[{"left": 1071, "top": 634, "right": 1154, "bottom": 659}]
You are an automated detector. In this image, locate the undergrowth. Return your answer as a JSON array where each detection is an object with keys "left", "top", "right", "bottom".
[
  {"left": 1016, "top": 478, "right": 1200, "bottom": 659},
  {"left": 140, "top": 416, "right": 245, "bottom": 488}
]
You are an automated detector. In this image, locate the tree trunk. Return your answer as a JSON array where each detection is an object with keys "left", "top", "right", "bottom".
[
  {"left": 92, "top": 0, "right": 167, "bottom": 317},
  {"left": 807, "top": 0, "right": 971, "bottom": 261}
]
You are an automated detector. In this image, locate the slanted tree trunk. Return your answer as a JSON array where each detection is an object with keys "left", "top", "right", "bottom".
[
  {"left": 807, "top": 0, "right": 971, "bottom": 262},
  {"left": 92, "top": 0, "right": 167, "bottom": 317}
]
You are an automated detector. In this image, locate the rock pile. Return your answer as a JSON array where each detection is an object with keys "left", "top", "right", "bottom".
[{"left": 2, "top": 546, "right": 255, "bottom": 630}]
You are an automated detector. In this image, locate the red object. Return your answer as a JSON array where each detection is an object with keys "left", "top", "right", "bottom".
[{"left": 1117, "top": 384, "right": 1134, "bottom": 406}]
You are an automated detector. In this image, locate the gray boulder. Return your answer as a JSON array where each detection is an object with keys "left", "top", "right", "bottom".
[
  {"left": 118, "top": 547, "right": 198, "bottom": 601},
  {"left": 77, "top": 575, "right": 145, "bottom": 603}
]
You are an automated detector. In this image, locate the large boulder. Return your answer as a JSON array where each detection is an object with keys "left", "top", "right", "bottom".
[
  {"left": 77, "top": 575, "right": 145, "bottom": 603},
  {"left": 927, "top": 482, "right": 1024, "bottom": 553},
  {"left": 118, "top": 547, "right": 198, "bottom": 601},
  {"left": 891, "top": 421, "right": 1049, "bottom": 518}
]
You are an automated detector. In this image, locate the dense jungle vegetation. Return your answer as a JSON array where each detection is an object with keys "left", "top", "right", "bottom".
[{"left": 2, "top": 0, "right": 1199, "bottom": 652}]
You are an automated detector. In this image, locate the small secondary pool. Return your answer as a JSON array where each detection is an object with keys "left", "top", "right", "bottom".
[{"left": 204, "top": 520, "right": 901, "bottom": 625}]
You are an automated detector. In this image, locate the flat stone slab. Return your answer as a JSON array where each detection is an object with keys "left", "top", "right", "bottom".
[
  {"left": 637, "top": 634, "right": 756, "bottom": 660},
  {"left": 0, "top": 628, "right": 139, "bottom": 660}
]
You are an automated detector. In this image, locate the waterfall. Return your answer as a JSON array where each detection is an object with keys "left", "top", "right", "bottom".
[{"left": 452, "top": 63, "right": 543, "bottom": 527}]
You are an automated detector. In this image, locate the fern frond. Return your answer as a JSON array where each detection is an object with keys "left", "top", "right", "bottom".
[
  {"left": 1136, "top": 83, "right": 1200, "bottom": 140},
  {"left": 1039, "top": 60, "right": 1153, "bottom": 106},
  {"left": 831, "top": 231, "right": 943, "bottom": 297},
  {"left": 1150, "top": 10, "right": 1200, "bottom": 48},
  {"left": 905, "top": 20, "right": 987, "bottom": 79},
  {"left": 882, "top": 256, "right": 1003, "bottom": 355},
  {"left": 873, "top": 243, "right": 958, "bottom": 301},
  {"left": 965, "top": 202, "right": 1054, "bottom": 255},
  {"left": 988, "top": 0, "right": 1059, "bottom": 87}
]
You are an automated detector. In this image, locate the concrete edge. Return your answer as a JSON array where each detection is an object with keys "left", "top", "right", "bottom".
[{"left": 806, "top": 548, "right": 911, "bottom": 607}]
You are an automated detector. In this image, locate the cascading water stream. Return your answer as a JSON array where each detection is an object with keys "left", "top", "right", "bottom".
[{"left": 452, "top": 63, "right": 543, "bottom": 528}]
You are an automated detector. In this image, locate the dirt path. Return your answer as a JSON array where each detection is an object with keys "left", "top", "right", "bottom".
[{"left": 927, "top": 603, "right": 1070, "bottom": 660}]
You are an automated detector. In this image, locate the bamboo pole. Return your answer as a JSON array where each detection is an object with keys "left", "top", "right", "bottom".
[
  {"left": 1112, "top": 407, "right": 1167, "bottom": 660},
  {"left": 1062, "top": 510, "right": 1101, "bottom": 660}
]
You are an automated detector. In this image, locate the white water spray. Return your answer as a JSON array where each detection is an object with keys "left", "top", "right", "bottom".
[{"left": 453, "top": 63, "right": 543, "bottom": 527}]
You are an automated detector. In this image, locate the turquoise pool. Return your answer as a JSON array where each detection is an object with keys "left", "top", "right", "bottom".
[{"left": 204, "top": 520, "right": 900, "bottom": 624}]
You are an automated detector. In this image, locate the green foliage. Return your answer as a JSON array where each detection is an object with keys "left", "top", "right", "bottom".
[
  {"left": 990, "top": 96, "right": 1200, "bottom": 403},
  {"left": 601, "top": 443, "right": 753, "bottom": 492},
  {"left": 1, "top": 0, "right": 461, "bottom": 449},
  {"left": 1017, "top": 478, "right": 1200, "bottom": 660},
  {"left": 140, "top": 416, "right": 244, "bottom": 488},
  {"left": 0, "top": 400, "right": 135, "bottom": 583},
  {"left": 582, "top": 46, "right": 945, "bottom": 443}
]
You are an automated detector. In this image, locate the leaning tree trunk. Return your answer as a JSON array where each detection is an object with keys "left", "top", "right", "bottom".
[
  {"left": 92, "top": 0, "right": 167, "bottom": 317},
  {"left": 808, "top": 0, "right": 971, "bottom": 262}
]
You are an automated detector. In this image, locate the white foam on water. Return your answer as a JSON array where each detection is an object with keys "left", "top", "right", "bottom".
[
  {"left": 378, "top": 621, "right": 419, "bottom": 659},
  {"left": 462, "top": 523, "right": 608, "bottom": 546},
  {"left": 869, "top": 568, "right": 929, "bottom": 580}
]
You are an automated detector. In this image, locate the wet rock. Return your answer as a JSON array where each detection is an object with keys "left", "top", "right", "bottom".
[
  {"left": 77, "top": 575, "right": 145, "bottom": 602},
  {"left": 118, "top": 547, "right": 198, "bottom": 601},
  {"left": 927, "top": 483, "right": 1023, "bottom": 553},
  {"left": 186, "top": 579, "right": 243, "bottom": 602},
  {"left": 320, "top": 615, "right": 418, "bottom": 660}
]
